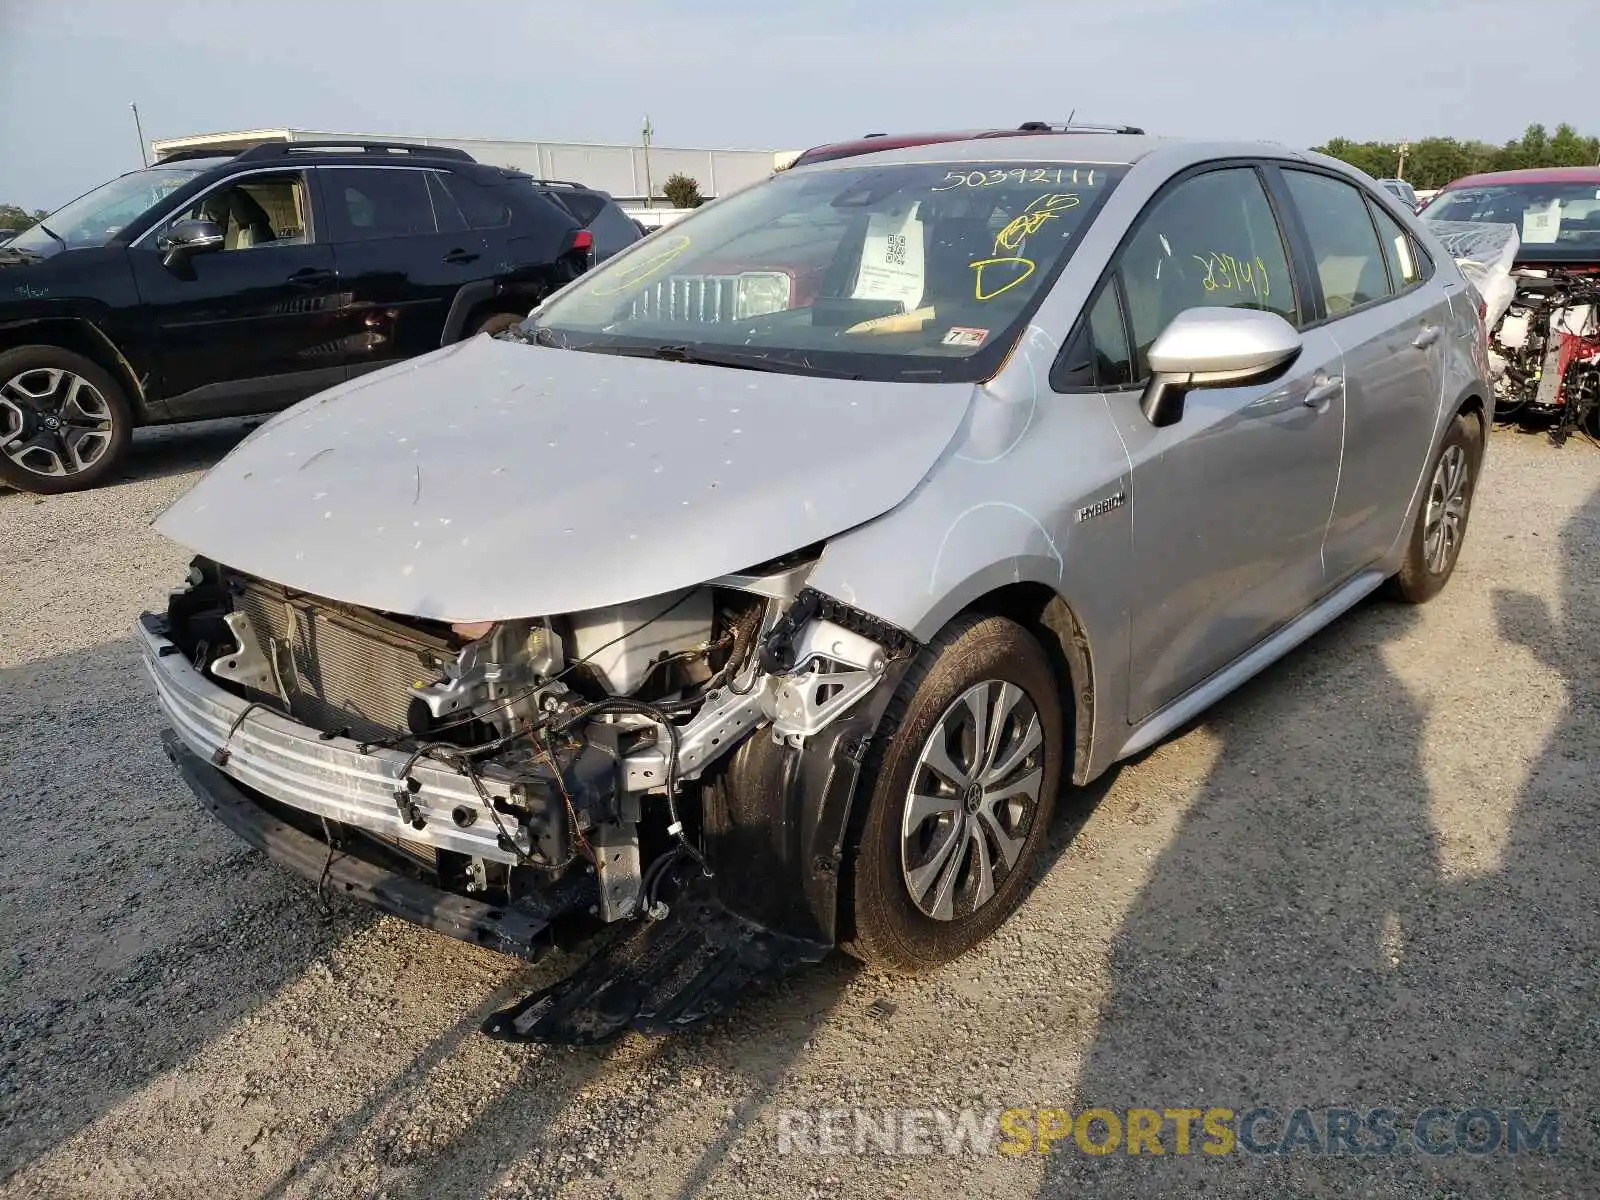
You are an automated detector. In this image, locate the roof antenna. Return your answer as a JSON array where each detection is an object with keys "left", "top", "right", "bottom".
[{"left": 1065, "top": 108, "right": 1076, "bottom": 128}]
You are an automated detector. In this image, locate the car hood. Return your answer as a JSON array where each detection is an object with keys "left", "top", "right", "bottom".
[{"left": 155, "top": 336, "right": 973, "bottom": 621}]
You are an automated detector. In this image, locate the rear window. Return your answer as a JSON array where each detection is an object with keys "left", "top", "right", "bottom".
[{"left": 548, "top": 190, "right": 605, "bottom": 225}]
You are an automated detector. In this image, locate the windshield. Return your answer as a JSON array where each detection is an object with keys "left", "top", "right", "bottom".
[
  {"left": 1423, "top": 181, "right": 1600, "bottom": 250},
  {"left": 530, "top": 160, "right": 1127, "bottom": 382},
  {"left": 5, "top": 166, "right": 205, "bottom": 258}
]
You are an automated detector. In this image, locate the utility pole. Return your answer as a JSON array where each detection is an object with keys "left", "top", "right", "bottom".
[
  {"left": 1397, "top": 140, "right": 1409, "bottom": 181},
  {"left": 130, "top": 102, "right": 150, "bottom": 167},
  {"left": 642, "top": 116, "right": 654, "bottom": 209}
]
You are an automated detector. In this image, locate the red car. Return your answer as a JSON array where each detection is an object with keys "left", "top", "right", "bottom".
[{"left": 1422, "top": 165, "right": 1600, "bottom": 441}]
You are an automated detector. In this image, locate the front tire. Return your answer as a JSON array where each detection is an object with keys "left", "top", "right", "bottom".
[
  {"left": 1389, "top": 412, "right": 1482, "bottom": 603},
  {"left": 0, "top": 346, "right": 133, "bottom": 494},
  {"left": 841, "top": 614, "right": 1064, "bottom": 973}
]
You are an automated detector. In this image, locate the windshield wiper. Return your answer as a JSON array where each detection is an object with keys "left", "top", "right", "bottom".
[
  {"left": 35, "top": 224, "right": 66, "bottom": 249},
  {"left": 635, "top": 343, "right": 864, "bottom": 379}
]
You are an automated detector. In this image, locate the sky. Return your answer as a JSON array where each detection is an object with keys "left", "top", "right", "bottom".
[{"left": 3, "top": 0, "right": 1597, "bottom": 211}]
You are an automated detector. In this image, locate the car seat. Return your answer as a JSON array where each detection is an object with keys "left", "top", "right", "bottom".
[{"left": 202, "top": 189, "right": 276, "bottom": 250}]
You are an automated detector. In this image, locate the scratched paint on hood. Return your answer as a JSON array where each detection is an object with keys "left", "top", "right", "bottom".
[{"left": 155, "top": 336, "right": 974, "bottom": 621}]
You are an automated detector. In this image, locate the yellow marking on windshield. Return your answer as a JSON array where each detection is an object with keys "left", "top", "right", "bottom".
[
  {"left": 970, "top": 193, "right": 1080, "bottom": 300},
  {"left": 590, "top": 235, "right": 692, "bottom": 296},
  {"left": 970, "top": 257, "right": 1036, "bottom": 301}
]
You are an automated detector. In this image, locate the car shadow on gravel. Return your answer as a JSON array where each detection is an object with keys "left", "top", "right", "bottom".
[
  {"left": 116, "top": 418, "right": 260, "bottom": 485},
  {"left": 1038, "top": 482, "right": 1600, "bottom": 1197},
  {"left": 0, "top": 418, "right": 256, "bottom": 500},
  {"left": 359, "top": 946, "right": 861, "bottom": 1200},
  {"left": 0, "top": 636, "right": 372, "bottom": 1182}
]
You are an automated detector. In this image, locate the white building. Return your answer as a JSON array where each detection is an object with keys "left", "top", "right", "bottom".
[{"left": 149, "top": 128, "right": 785, "bottom": 205}]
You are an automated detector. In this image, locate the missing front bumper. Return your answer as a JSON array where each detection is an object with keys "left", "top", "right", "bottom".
[
  {"left": 165, "top": 733, "right": 827, "bottom": 1044},
  {"left": 160, "top": 732, "right": 592, "bottom": 958}
]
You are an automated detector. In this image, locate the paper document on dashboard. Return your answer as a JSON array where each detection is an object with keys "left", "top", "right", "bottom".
[{"left": 853, "top": 204, "right": 926, "bottom": 311}]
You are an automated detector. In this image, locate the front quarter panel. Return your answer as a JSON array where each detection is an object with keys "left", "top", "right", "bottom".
[{"left": 806, "top": 327, "right": 1135, "bottom": 757}]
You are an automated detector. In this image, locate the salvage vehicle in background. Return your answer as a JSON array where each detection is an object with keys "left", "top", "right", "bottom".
[
  {"left": 141, "top": 134, "right": 1490, "bottom": 1044},
  {"left": 1378, "top": 178, "right": 1420, "bottom": 212},
  {"left": 0, "top": 142, "right": 637, "bottom": 493},
  {"left": 1424, "top": 165, "right": 1600, "bottom": 443}
]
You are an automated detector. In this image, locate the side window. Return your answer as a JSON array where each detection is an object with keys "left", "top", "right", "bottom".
[
  {"left": 1089, "top": 284, "right": 1134, "bottom": 387},
  {"left": 1118, "top": 168, "right": 1299, "bottom": 379},
  {"left": 437, "top": 173, "right": 513, "bottom": 230},
  {"left": 424, "top": 172, "right": 468, "bottom": 234},
  {"left": 326, "top": 169, "right": 440, "bottom": 242},
  {"left": 166, "top": 173, "right": 310, "bottom": 250},
  {"left": 1283, "top": 170, "right": 1392, "bottom": 315},
  {"left": 1369, "top": 201, "right": 1423, "bottom": 291},
  {"left": 1053, "top": 284, "right": 1134, "bottom": 390}
]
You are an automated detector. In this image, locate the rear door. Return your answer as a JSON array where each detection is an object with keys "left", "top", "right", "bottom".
[
  {"left": 320, "top": 165, "right": 489, "bottom": 376},
  {"left": 129, "top": 169, "right": 347, "bottom": 416},
  {"left": 1096, "top": 164, "right": 1347, "bottom": 722},
  {"left": 1277, "top": 169, "right": 1448, "bottom": 580}
]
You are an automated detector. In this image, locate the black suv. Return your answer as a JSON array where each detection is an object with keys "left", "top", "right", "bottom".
[{"left": 0, "top": 141, "right": 641, "bottom": 492}]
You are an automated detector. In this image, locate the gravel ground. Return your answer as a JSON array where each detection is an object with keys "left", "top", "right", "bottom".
[{"left": 1, "top": 420, "right": 1597, "bottom": 1199}]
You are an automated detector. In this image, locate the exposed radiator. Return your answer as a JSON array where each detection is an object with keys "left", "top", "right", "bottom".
[{"left": 230, "top": 577, "right": 454, "bottom": 740}]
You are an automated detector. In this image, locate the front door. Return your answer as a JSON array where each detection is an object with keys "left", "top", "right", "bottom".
[
  {"left": 319, "top": 166, "right": 489, "bottom": 376},
  {"left": 1106, "top": 165, "right": 1347, "bottom": 722},
  {"left": 130, "top": 170, "right": 348, "bottom": 417},
  {"left": 1278, "top": 169, "right": 1450, "bottom": 578}
]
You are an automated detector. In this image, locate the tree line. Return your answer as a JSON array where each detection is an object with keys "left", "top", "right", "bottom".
[
  {"left": 0, "top": 204, "right": 47, "bottom": 231},
  {"left": 1313, "top": 124, "right": 1600, "bottom": 191}
]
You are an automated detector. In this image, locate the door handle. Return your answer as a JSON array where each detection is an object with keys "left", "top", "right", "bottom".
[
  {"left": 1303, "top": 374, "right": 1344, "bottom": 409},
  {"left": 443, "top": 248, "right": 480, "bottom": 265},
  {"left": 287, "top": 267, "right": 335, "bottom": 288},
  {"left": 1412, "top": 324, "right": 1440, "bottom": 349}
]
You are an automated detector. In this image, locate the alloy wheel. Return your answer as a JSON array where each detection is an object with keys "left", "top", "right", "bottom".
[
  {"left": 901, "top": 680, "right": 1045, "bottom": 922},
  {"left": 1422, "top": 443, "right": 1469, "bottom": 574},
  {"left": 0, "top": 367, "right": 117, "bottom": 478}
]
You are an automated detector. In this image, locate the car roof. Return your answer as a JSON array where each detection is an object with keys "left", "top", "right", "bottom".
[
  {"left": 1442, "top": 165, "right": 1600, "bottom": 190},
  {"left": 787, "top": 133, "right": 1316, "bottom": 174},
  {"left": 793, "top": 123, "right": 1148, "bottom": 165},
  {"left": 792, "top": 133, "right": 1161, "bottom": 168}
]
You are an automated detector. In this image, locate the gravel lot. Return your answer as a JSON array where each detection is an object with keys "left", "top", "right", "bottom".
[{"left": 1, "top": 420, "right": 1597, "bottom": 1199}]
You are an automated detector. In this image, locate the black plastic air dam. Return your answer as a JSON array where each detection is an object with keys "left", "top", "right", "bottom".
[
  {"left": 160, "top": 732, "right": 591, "bottom": 959},
  {"left": 482, "top": 872, "right": 829, "bottom": 1045}
]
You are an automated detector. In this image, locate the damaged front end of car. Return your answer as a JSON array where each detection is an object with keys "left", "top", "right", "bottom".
[{"left": 140, "top": 551, "right": 916, "bottom": 1043}]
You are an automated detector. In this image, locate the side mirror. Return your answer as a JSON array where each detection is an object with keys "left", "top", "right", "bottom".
[
  {"left": 159, "top": 218, "right": 225, "bottom": 268},
  {"left": 1140, "top": 307, "right": 1302, "bottom": 427}
]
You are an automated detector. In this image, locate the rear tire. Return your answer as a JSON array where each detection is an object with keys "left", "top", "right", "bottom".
[
  {"left": 0, "top": 346, "right": 133, "bottom": 494},
  {"left": 840, "top": 614, "right": 1063, "bottom": 973},
  {"left": 1388, "top": 412, "right": 1482, "bottom": 603}
]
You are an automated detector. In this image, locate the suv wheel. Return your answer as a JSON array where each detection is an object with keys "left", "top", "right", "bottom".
[
  {"left": 841, "top": 614, "right": 1063, "bottom": 973},
  {"left": 0, "top": 346, "right": 133, "bottom": 494}
]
